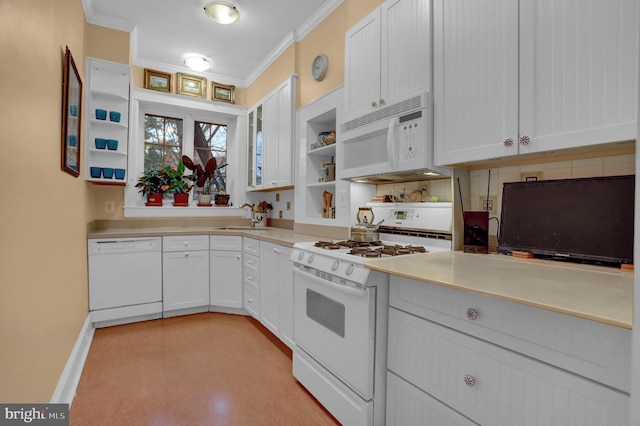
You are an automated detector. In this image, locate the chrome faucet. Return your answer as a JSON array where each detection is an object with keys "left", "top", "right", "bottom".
[{"left": 241, "top": 203, "right": 260, "bottom": 227}]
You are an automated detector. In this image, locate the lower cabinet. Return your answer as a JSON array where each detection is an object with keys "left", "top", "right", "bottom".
[
  {"left": 387, "top": 277, "right": 630, "bottom": 426},
  {"left": 210, "top": 235, "right": 243, "bottom": 308},
  {"left": 259, "top": 242, "right": 293, "bottom": 348},
  {"left": 162, "top": 235, "right": 210, "bottom": 315}
]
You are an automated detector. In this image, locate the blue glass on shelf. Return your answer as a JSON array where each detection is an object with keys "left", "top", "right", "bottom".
[
  {"left": 68, "top": 135, "right": 77, "bottom": 147},
  {"left": 114, "top": 168, "right": 126, "bottom": 180},
  {"left": 95, "top": 138, "right": 107, "bottom": 149},
  {"left": 69, "top": 105, "right": 78, "bottom": 116},
  {"left": 102, "top": 167, "right": 114, "bottom": 179},
  {"left": 109, "top": 111, "right": 121, "bottom": 122},
  {"left": 90, "top": 167, "right": 102, "bottom": 178},
  {"left": 107, "top": 139, "right": 118, "bottom": 150},
  {"left": 95, "top": 109, "right": 107, "bottom": 120}
]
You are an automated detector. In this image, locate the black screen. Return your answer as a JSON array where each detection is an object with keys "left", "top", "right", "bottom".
[{"left": 498, "top": 175, "right": 635, "bottom": 265}]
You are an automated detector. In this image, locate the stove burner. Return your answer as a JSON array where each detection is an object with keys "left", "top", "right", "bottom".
[
  {"left": 337, "top": 240, "right": 383, "bottom": 248},
  {"left": 315, "top": 241, "right": 341, "bottom": 250}
]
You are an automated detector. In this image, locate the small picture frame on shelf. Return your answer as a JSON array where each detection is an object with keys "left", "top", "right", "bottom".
[
  {"left": 212, "top": 82, "right": 235, "bottom": 103},
  {"left": 144, "top": 69, "right": 172, "bottom": 93},
  {"left": 177, "top": 73, "right": 207, "bottom": 98}
]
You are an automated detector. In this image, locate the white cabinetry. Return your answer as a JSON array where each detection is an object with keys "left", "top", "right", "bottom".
[
  {"left": 84, "top": 57, "right": 130, "bottom": 184},
  {"left": 210, "top": 235, "right": 243, "bottom": 309},
  {"left": 247, "top": 75, "right": 297, "bottom": 191},
  {"left": 162, "top": 235, "right": 209, "bottom": 315},
  {"left": 242, "top": 237, "right": 261, "bottom": 319},
  {"left": 387, "top": 276, "right": 630, "bottom": 425},
  {"left": 434, "top": 0, "right": 639, "bottom": 166},
  {"left": 344, "top": 0, "right": 431, "bottom": 122},
  {"left": 259, "top": 242, "right": 294, "bottom": 348}
]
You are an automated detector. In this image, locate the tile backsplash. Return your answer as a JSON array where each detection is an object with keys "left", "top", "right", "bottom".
[{"left": 469, "top": 153, "right": 636, "bottom": 239}]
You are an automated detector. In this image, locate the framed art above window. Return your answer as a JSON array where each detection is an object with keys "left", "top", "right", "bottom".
[
  {"left": 61, "top": 46, "right": 82, "bottom": 177},
  {"left": 177, "top": 73, "right": 207, "bottom": 98},
  {"left": 212, "top": 82, "right": 235, "bottom": 104},
  {"left": 144, "top": 69, "right": 172, "bottom": 93}
]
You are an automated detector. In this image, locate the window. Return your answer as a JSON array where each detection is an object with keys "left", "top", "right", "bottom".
[
  {"left": 125, "top": 90, "right": 243, "bottom": 217},
  {"left": 194, "top": 121, "right": 227, "bottom": 194},
  {"left": 144, "top": 114, "right": 183, "bottom": 170}
]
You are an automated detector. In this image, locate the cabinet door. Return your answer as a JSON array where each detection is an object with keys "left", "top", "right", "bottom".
[
  {"left": 247, "top": 104, "right": 264, "bottom": 190},
  {"left": 210, "top": 250, "right": 242, "bottom": 308},
  {"left": 274, "top": 78, "right": 294, "bottom": 187},
  {"left": 380, "top": 0, "right": 431, "bottom": 108},
  {"left": 162, "top": 250, "right": 209, "bottom": 312},
  {"left": 519, "top": 0, "right": 638, "bottom": 155},
  {"left": 261, "top": 90, "right": 278, "bottom": 188},
  {"left": 278, "top": 246, "right": 294, "bottom": 348},
  {"left": 259, "top": 242, "right": 280, "bottom": 336},
  {"left": 387, "top": 372, "right": 478, "bottom": 426},
  {"left": 433, "top": 0, "right": 519, "bottom": 165},
  {"left": 344, "top": 8, "right": 382, "bottom": 122}
]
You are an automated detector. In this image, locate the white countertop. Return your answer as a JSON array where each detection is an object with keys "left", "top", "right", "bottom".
[{"left": 365, "top": 251, "right": 634, "bottom": 329}]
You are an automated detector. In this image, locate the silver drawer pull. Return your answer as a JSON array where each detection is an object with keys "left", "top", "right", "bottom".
[
  {"left": 464, "top": 374, "right": 476, "bottom": 387},
  {"left": 466, "top": 308, "right": 478, "bottom": 320}
]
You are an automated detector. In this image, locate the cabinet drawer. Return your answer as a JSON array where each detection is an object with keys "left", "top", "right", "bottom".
[
  {"left": 163, "top": 235, "right": 209, "bottom": 252},
  {"left": 387, "top": 372, "right": 477, "bottom": 426},
  {"left": 243, "top": 237, "right": 260, "bottom": 256},
  {"left": 388, "top": 308, "right": 629, "bottom": 426},
  {"left": 390, "top": 276, "right": 631, "bottom": 392},
  {"left": 243, "top": 283, "right": 260, "bottom": 319},
  {"left": 243, "top": 267, "right": 260, "bottom": 290},
  {"left": 244, "top": 253, "right": 260, "bottom": 273},
  {"left": 210, "top": 235, "right": 242, "bottom": 251}
]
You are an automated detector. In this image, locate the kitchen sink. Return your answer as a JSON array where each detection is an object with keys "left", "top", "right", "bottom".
[{"left": 214, "top": 226, "right": 275, "bottom": 231}]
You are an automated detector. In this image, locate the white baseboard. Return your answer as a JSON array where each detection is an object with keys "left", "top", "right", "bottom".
[{"left": 50, "top": 314, "right": 94, "bottom": 406}]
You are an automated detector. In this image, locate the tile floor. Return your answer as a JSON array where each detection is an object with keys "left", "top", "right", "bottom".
[{"left": 70, "top": 312, "right": 339, "bottom": 425}]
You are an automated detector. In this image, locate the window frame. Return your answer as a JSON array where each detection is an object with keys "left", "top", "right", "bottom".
[{"left": 124, "top": 88, "right": 248, "bottom": 218}]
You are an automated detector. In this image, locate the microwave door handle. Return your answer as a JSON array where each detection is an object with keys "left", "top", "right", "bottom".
[{"left": 387, "top": 118, "right": 398, "bottom": 169}]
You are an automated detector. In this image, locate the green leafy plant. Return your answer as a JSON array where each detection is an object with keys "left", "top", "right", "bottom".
[{"left": 136, "top": 161, "right": 192, "bottom": 195}]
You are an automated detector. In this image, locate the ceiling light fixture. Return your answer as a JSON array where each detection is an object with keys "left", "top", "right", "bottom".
[
  {"left": 184, "top": 56, "right": 210, "bottom": 72},
  {"left": 204, "top": 1, "right": 240, "bottom": 25}
]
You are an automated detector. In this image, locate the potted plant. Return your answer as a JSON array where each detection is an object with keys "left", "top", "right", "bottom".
[
  {"left": 162, "top": 161, "right": 193, "bottom": 206},
  {"left": 182, "top": 155, "right": 228, "bottom": 207},
  {"left": 251, "top": 201, "right": 273, "bottom": 227},
  {"left": 135, "top": 169, "right": 170, "bottom": 206}
]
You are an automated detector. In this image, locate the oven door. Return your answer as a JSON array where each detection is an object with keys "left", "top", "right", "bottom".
[{"left": 293, "top": 266, "right": 376, "bottom": 400}]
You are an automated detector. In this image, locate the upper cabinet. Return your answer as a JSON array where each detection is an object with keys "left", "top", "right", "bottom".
[
  {"left": 434, "top": 0, "right": 639, "bottom": 166},
  {"left": 84, "top": 58, "right": 131, "bottom": 184},
  {"left": 344, "top": 0, "right": 431, "bottom": 122},
  {"left": 247, "top": 75, "right": 297, "bottom": 191}
]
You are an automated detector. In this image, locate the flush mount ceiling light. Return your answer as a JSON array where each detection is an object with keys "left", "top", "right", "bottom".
[
  {"left": 204, "top": 1, "right": 240, "bottom": 25},
  {"left": 184, "top": 56, "right": 210, "bottom": 72}
]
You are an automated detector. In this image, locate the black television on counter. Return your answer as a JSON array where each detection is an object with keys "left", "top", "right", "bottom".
[{"left": 497, "top": 175, "right": 635, "bottom": 266}]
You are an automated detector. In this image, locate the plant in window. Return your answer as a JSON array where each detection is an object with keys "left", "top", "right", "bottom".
[
  {"left": 136, "top": 169, "right": 172, "bottom": 206},
  {"left": 162, "top": 161, "right": 193, "bottom": 194},
  {"left": 182, "top": 155, "right": 228, "bottom": 205}
]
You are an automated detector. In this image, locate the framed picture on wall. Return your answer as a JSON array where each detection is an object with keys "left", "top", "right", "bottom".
[
  {"left": 61, "top": 46, "right": 82, "bottom": 177},
  {"left": 144, "top": 69, "right": 172, "bottom": 93},
  {"left": 212, "top": 82, "right": 235, "bottom": 104},
  {"left": 176, "top": 73, "right": 207, "bottom": 98}
]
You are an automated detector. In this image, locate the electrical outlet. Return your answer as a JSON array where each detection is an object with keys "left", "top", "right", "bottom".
[
  {"left": 105, "top": 201, "right": 115, "bottom": 213},
  {"left": 480, "top": 196, "right": 497, "bottom": 214},
  {"left": 279, "top": 210, "right": 283, "bottom": 219},
  {"left": 520, "top": 171, "right": 543, "bottom": 181},
  {"left": 286, "top": 201, "right": 291, "bottom": 210},
  {"left": 275, "top": 193, "right": 280, "bottom": 202}
]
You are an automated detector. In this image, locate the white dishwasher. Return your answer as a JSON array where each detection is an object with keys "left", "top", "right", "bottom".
[{"left": 88, "top": 237, "right": 163, "bottom": 326}]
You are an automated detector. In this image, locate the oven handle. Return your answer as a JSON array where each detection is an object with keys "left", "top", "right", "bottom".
[{"left": 293, "top": 265, "right": 368, "bottom": 297}]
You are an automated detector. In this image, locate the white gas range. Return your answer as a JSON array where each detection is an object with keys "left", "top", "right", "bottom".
[{"left": 290, "top": 202, "right": 452, "bottom": 426}]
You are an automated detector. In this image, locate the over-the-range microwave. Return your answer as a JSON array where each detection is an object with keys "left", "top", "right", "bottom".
[{"left": 339, "top": 92, "right": 449, "bottom": 184}]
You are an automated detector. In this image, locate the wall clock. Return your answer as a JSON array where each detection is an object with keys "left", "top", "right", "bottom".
[{"left": 312, "top": 54, "right": 329, "bottom": 81}]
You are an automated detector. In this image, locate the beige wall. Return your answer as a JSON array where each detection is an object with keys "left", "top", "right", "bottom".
[{"left": 0, "top": 0, "right": 89, "bottom": 402}]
